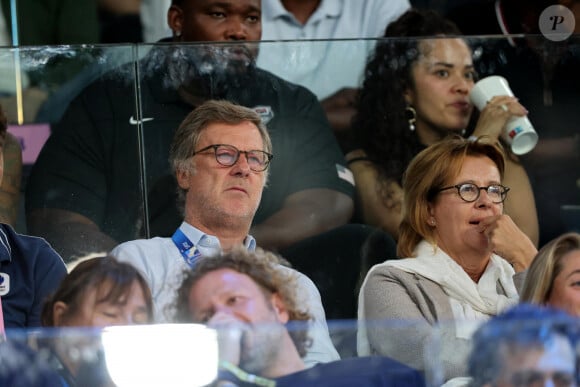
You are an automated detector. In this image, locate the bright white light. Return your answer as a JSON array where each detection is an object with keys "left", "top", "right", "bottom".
[{"left": 101, "top": 324, "right": 218, "bottom": 387}]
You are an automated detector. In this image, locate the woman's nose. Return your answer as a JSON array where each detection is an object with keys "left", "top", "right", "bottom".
[{"left": 453, "top": 75, "right": 471, "bottom": 94}]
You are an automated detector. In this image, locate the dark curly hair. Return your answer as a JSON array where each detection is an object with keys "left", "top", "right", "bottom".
[
  {"left": 173, "top": 246, "right": 312, "bottom": 358},
  {"left": 352, "top": 9, "right": 464, "bottom": 185}
]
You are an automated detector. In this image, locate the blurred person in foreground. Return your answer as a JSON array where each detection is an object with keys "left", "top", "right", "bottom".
[
  {"left": 348, "top": 9, "right": 538, "bottom": 246},
  {"left": 0, "top": 340, "right": 63, "bottom": 387},
  {"left": 521, "top": 232, "right": 580, "bottom": 316},
  {"left": 358, "top": 136, "right": 538, "bottom": 381},
  {"left": 467, "top": 303, "right": 578, "bottom": 387},
  {"left": 40, "top": 256, "right": 153, "bottom": 387},
  {"left": 112, "top": 100, "right": 340, "bottom": 365},
  {"left": 174, "top": 246, "right": 425, "bottom": 387}
]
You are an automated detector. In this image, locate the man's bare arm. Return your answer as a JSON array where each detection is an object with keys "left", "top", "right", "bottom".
[
  {"left": 250, "top": 188, "right": 353, "bottom": 251},
  {"left": 26, "top": 208, "right": 118, "bottom": 263}
]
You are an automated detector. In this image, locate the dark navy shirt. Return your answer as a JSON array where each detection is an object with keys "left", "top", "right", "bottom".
[
  {"left": 0, "top": 224, "right": 66, "bottom": 328},
  {"left": 276, "top": 356, "right": 425, "bottom": 387}
]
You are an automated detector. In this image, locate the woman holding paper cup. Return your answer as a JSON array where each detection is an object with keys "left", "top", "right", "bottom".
[{"left": 348, "top": 9, "right": 539, "bottom": 246}]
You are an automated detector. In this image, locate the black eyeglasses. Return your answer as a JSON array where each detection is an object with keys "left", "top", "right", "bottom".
[
  {"left": 437, "top": 182, "right": 510, "bottom": 203},
  {"left": 191, "top": 144, "right": 273, "bottom": 172}
]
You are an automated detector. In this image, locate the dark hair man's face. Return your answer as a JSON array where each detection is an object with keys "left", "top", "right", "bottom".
[
  {"left": 169, "top": 0, "right": 262, "bottom": 43},
  {"left": 166, "top": 0, "right": 262, "bottom": 88}
]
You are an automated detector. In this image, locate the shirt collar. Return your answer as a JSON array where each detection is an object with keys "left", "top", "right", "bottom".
[
  {"left": 179, "top": 221, "right": 256, "bottom": 254},
  {"left": 0, "top": 226, "right": 11, "bottom": 262},
  {"left": 263, "top": 0, "right": 343, "bottom": 22}
]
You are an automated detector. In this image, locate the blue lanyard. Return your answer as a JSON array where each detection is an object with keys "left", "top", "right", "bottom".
[{"left": 171, "top": 228, "right": 202, "bottom": 268}]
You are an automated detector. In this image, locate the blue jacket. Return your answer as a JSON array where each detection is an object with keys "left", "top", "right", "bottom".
[{"left": 0, "top": 223, "right": 66, "bottom": 328}]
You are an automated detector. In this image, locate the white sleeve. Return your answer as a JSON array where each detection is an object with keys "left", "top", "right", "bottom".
[
  {"left": 292, "top": 270, "right": 341, "bottom": 365},
  {"left": 110, "top": 241, "right": 157, "bottom": 298},
  {"left": 366, "top": 0, "right": 411, "bottom": 37}
]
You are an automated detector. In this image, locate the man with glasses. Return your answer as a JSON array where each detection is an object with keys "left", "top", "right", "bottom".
[
  {"left": 26, "top": 0, "right": 385, "bottom": 321},
  {"left": 112, "top": 100, "right": 340, "bottom": 365},
  {"left": 26, "top": 0, "right": 354, "bottom": 261}
]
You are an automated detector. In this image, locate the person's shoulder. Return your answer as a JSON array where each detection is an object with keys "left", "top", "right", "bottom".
[
  {"left": 277, "top": 356, "right": 425, "bottom": 386},
  {"left": 367, "top": 260, "right": 409, "bottom": 277},
  {"left": 341, "top": 0, "right": 410, "bottom": 32},
  {"left": 273, "top": 262, "right": 323, "bottom": 299},
  {"left": 71, "top": 53, "right": 162, "bottom": 107},
  {"left": 254, "top": 67, "right": 319, "bottom": 99},
  {"left": 275, "top": 262, "right": 313, "bottom": 284},
  {"left": 345, "top": 0, "right": 409, "bottom": 13},
  {"left": 0, "top": 224, "right": 61, "bottom": 258},
  {"left": 362, "top": 261, "right": 429, "bottom": 293},
  {"left": 0, "top": 225, "right": 66, "bottom": 278},
  {"left": 111, "top": 236, "right": 172, "bottom": 262}
]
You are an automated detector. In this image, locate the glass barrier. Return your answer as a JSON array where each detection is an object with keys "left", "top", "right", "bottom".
[
  {"left": 0, "top": 35, "right": 579, "bottom": 321},
  {"left": 0, "top": 321, "right": 432, "bottom": 386},
  {"left": 3, "top": 36, "right": 578, "bottom": 252},
  {"left": 423, "top": 313, "right": 580, "bottom": 387},
  {"left": 2, "top": 316, "right": 579, "bottom": 387}
]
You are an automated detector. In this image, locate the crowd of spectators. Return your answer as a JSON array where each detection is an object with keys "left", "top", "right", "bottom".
[{"left": 0, "top": 0, "right": 579, "bottom": 385}]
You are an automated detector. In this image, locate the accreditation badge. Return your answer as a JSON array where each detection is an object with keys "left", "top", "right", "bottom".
[{"left": 0, "top": 273, "right": 9, "bottom": 296}]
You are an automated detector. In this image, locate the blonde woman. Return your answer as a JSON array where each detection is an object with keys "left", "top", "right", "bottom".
[{"left": 521, "top": 232, "right": 580, "bottom": 316}]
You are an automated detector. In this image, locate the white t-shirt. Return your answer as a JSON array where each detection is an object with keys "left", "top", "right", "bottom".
[
  {"left": 257, "top": 0, "right": 410, "bottom": 99},
  {"left": 140, "top": 0, "right": 171, "bottom": 42}
]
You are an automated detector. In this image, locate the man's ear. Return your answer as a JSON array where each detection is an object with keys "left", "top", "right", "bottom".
[
  {"left": 167, "top": 5, "right": 184, "bottom": 38},
  {"left": 270, "top": 293, "right": 290, "bottom": 324},
  {"left": 175, "top": 168, "right": 191, "bottom": 190},
  {"left": 52, "top": 301, "right": 69, "bottom": 327}
]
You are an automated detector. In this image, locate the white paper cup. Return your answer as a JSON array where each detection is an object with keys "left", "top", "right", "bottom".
[{"left": 469, "top": 76, "right": 538, "bottom": 155}]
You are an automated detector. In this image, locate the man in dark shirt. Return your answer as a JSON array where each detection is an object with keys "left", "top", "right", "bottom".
[
  {"left": 26, "top": 0, "right": 354, "bottom": 260},
  {"left": 26, "top": 0, "right": 373, "bottom": 318},
  {"left": 175, "top": 247, "right": 425, "bottom": 387}
]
